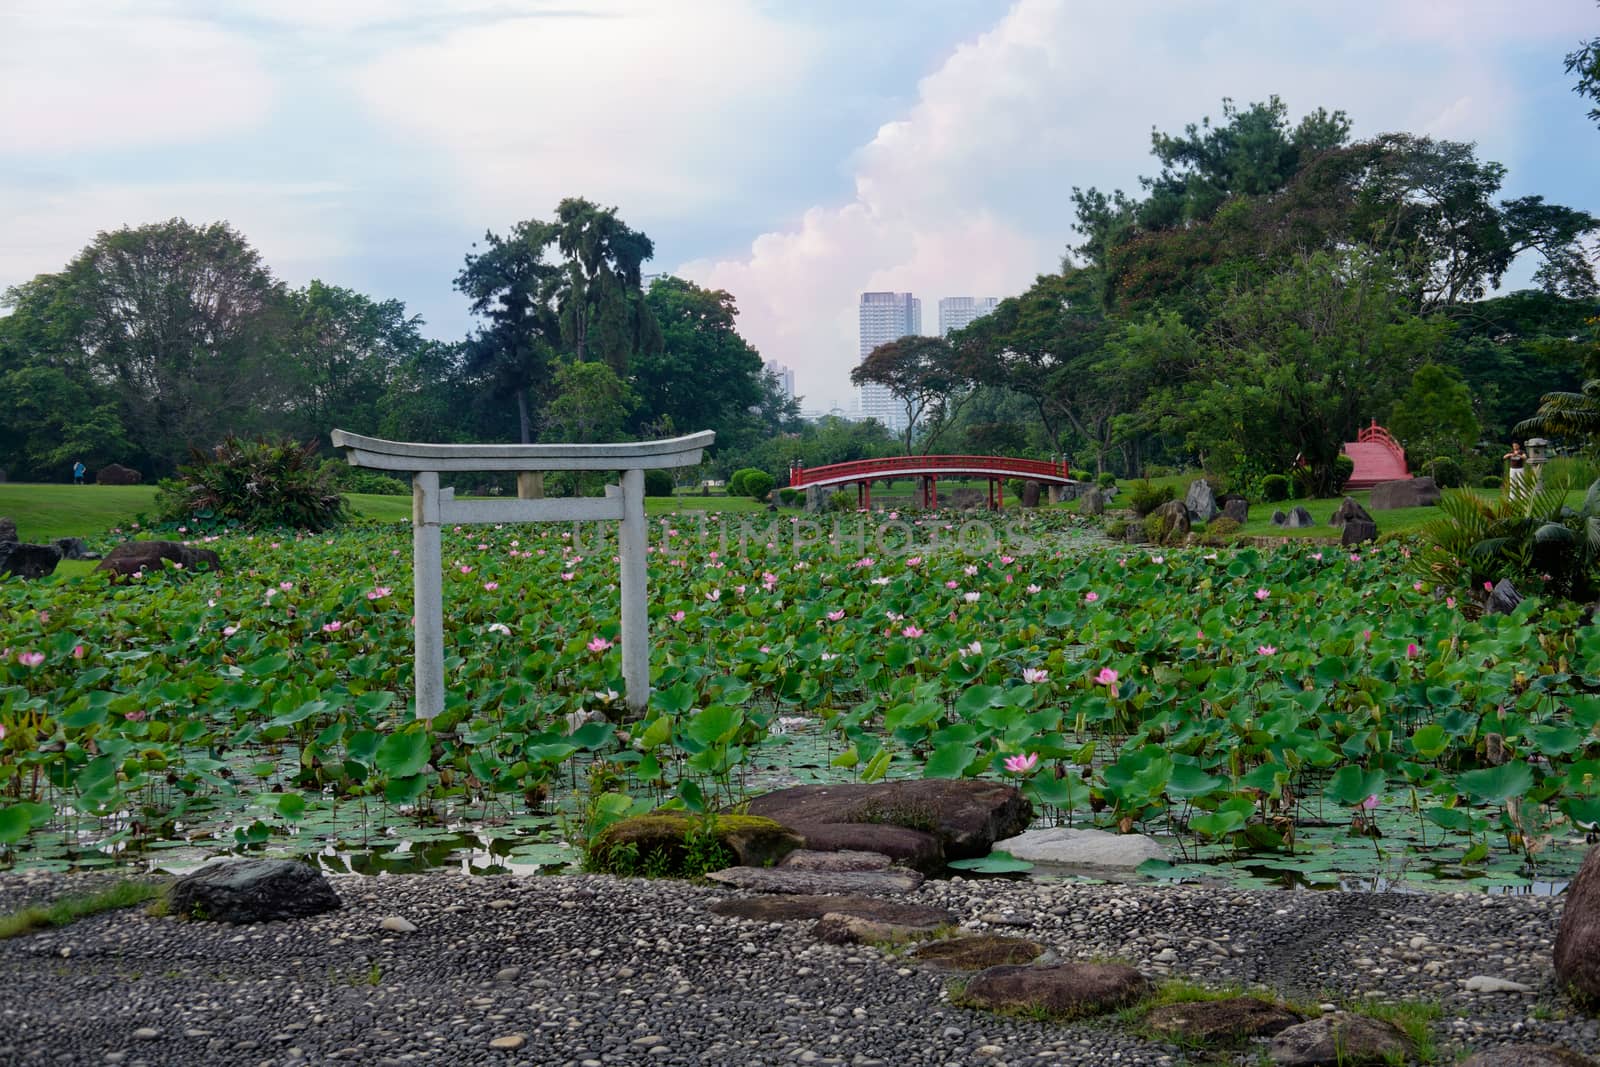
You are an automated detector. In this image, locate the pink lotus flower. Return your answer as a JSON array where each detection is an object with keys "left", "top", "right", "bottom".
[
  {"left": 1484, "top": 580, "right": 1494, "bottom": 591},
  {"left": 487, "top": 622, "right": 512, "bottom": 635},
  {"left": 1003, "top": 752, "right": 1039, "bottom": 774},
  {"left": 1257, "top": 645, "right": 1277, "bottom": 655},
  {"left": 964, "top": 565, "right": 978, "bottom": 577},
  {"left": 222, "top": 625, "right": 239, "bottom": 637},
  {"left": 1311, "top": 552, "right": 1323, "bottom": 561},
  {"left": 322, "top": 621, "right": 343, "bottom": 633},
  {"left": 1150, "top": 555, "right": 1164, "bottom": 564},
  {"left": 945, "top": 580, "right": 960, "bottom": 589},
  {"left": 1349, "top": 553, "right": 1361, "bottom": 562},
  {"left": 1083, "top": 591, "right": 1099, "bottom": 603},
  {"left": 1406, "top": 643, "right": 1419, "bottom": 659},
  {"left": 18, "top": 651, "right": 44, "bottom": 668},
  {"left": 1413, "top": 581, "right": 1424, "bottom": 592},
  {"left": 279, "top": 581, "right": 294, "bottom": 592},
  {"left": 1446, "top": 597, "right": 1456, "bottom": 609},
  {"left": 827, "top": 610, "right": 845, "bottom": 621},
  {"left": 0, "top": 723, "right": 5, "bottom": 741},
  {"left": 1096, "top": 667, "right": 1119, "bottom": 687},
  {"left": 367, "top": 586, "right": 393, "bottom": 600},
  {"left": 72, "top": 644, "right": 85, "bottom": 660},
  {"left": 587, "top": 636, "right": 614, "bottom": 653},
  {"left": 706, "top": 589, "right": 721, "bottom": 602},
  {"left": 901, "top": 625, "right": 925, "bottom": 638},
  {"left": 964, "top": 591, "right": 981, "bottom": 603},
  {"left": 670, "top": 610, "right": 686, "bottom": 622},
  {"left": 1026, "top": 584, "right": 1041, "bottom": 594},
  {"left": 1022, "top": 667, "right": 1049, "bottom": 684},
  {"left": 999, "top": 555, "right": 1014, "bottom": 565},
  {"left": 477, "top": 543, "right": 488, "bottom": 551},
  {"left": 964, "top": 640, "right": 983, "bottom": 656},
  {"left": 483, "top": 581, "right": 499, "bottom": 591},
  {"left": 1360, "top": 794, "right": 1380, "bottom": 810},
  {"left": 124, "top": 709, "right": 146, "bottom": 722},
  {"left": 1255, "top": 588, "right": 1270, "bottom": 601},
  {"left": 905, "top": 556, "right": 923, "bottom": 568}
]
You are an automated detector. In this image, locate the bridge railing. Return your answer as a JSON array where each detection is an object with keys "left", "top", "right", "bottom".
[
  {"left": 1356, "top": 420, "right": 1408, "bottom": 474},
  {"left": 789, "top": 454, "right": 1071, "bottom": 487}
]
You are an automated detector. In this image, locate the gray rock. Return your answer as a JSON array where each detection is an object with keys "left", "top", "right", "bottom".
[
  {"left": 1080, "top": 488, "right": 1105, "bottom": 516},
  {"left": 1488, "top": 579, "right": 1523, "bottom": 615},
  {"left": 1461, "top": 974, "right": 1534, "bottom": 993},
  {"left": 379, "top": 915, "right": 418, "bottom": 933},
  {"left": 991, "top": 827, "right": 1166, "bottom": 869},
  {"left": 705, "top": 867, "right": 923, "bottom": 895},
  {"left": 1328, "top": 497, "right": 1374, "bottom": 528},
  {"left": 1021, "top": 481, "right": 1041, "bottom": 508},
  {"left": 1341, "top": 518, "right": 1378, "bottom": 546},
  {"left": 1369, "top": 476, "right": 1441, "bottom": 510},
  {"left": 0, "top": 516, "right": 15, "bottom": 543},
  {"left": 1271, "top": 509, "right": 1288, "bottom": 527},
  {"left": 812, "top": 910, "right": 946, "bottom": 945},
  {"left": 1285, "top": 506, "right": 1316, "bottom": 529},
  {"left": 1148, "top": 499, "right": 1190, "bottom": 540},
  {"left": 168, "top": 858, "right": 340, "bottom": 924},
  {"left": 1184, "top": 480, "right": 1219, "bottom": 523},
  {"left": 95, "top": 540, "right": 222, "bottom": 578},
  {"left": 912, "top": 934, "right": 1044, "bottom": 971},
  {"left": 709, "top": 894, "right": 951, "bottom": 925},
  {"left": 0, "top": 542, "right": 62, "bottom": 580},
  {"left": 1268, "top": 1014, "right": 1412, "bottom": 1065},
  {"left": 792, "top": 822, "right": 943, "bottom": 871},
  {"left": 52, "top": 537, "right": 97, "bottom": 561},
  {"left": 1222, "top": 497, "right": 1249, "bottom": 524}
]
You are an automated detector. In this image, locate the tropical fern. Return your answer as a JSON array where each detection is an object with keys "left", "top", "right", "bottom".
[
  {"left": 1415, "top": 476, "right": 1600, "bottom": 601},
  {"left": 1514, "top": 379, "right": 1600, "bottom": 442}
]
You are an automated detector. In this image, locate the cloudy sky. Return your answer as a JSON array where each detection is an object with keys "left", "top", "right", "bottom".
[{"left": 3, "top": 0, "right": 1598, "bottom": 410}]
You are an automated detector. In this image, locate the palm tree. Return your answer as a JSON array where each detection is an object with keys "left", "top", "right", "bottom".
[{"left": 1514, "top": 379, "right": 1600, "bottom": 443}]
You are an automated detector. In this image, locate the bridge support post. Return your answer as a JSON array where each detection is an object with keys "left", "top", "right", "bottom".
[{"left": 1048, "top": 485, "right": 1064, "bottom": 504}]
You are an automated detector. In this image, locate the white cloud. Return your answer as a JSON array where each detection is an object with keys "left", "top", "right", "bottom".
[
  {"left": 679, "top": 0, "right": 1587, "bottom": 408},
  {"left": 0, "top": 1, "right": 273, "bottom": 154},
  {"left": 351, "top": 0, "right": 820, "bottom": 223}
]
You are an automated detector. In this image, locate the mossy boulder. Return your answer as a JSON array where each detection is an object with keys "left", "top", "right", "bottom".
[{"left": 587, "top": 814, "right": 802, "bottom": 877}]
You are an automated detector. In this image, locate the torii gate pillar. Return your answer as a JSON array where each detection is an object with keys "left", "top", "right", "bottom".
[{"left": 332, "top": 429, "right": 713, "bottom": 719}]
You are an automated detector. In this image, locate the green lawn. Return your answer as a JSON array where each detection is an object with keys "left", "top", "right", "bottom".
[{"left": 0, "top": 483, "right": 773, "bottom": 540}]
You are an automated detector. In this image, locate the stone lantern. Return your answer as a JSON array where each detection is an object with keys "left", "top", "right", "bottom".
[{"left": 1526, "top": 438, "right": 1550, "bottom": 485}]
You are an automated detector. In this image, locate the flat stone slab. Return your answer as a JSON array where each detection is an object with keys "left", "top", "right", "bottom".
[
  {"left": 961, "top": 962, "right": 1149, "bottom": 1019},
  {"left": 708, "top": 894, "right": 951, "bottom": 925},
  {"left": 1462, "top": 1046, "right": 1597, "bottom": 1066},
  {"left": 795, "top": 823, "right": 944, "bottom": 870},
  {"left": 744, "top": 779, "right": 1030, "bottom": 860},
  {"left": 813, "top": 911, "right": 948, "bottom": 945},
  {"left": 991, "top": 827, "right": 1166, "bottom": 868},
  {"left": 704, "top": 867, "right": 923, "bottom": 895},
  {"left": 1269, "top": 1014, "right": 1413, "bottom": 1065},
  {"left": 1144, "top": 996, "right": 1303, "bottom": 1045},
  {"left": 912, "top": 934, "right": 1045, "bottom": 971},
  {"left": 779, "top": 849, "right": 893, "bottom": 872}
]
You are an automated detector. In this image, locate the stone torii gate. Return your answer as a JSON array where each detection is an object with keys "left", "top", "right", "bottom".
[{"left": 330, "top": 429, "right": 714, "bottom": 719}]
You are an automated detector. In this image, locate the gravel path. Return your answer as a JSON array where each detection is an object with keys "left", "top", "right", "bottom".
[{"left": 0, "top": 870, "right": 1593, "bottom": 1066}]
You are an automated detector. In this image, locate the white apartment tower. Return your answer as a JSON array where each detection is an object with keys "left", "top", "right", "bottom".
[
  {"left": 856, "top": 291, "right": 921, "bottom": 433},
  {"left": 764, "top": 359, "right": 796, "bottom": 403},
  {"left": 938, "top": 296, "right": 999, "bottom": 338}
]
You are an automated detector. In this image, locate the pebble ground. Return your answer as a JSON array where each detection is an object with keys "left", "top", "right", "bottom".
[{"left": 0, "top": 871, "right": 1593, "bottom": 1066}]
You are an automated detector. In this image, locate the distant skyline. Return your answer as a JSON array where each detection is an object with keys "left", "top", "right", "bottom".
[{"left": 4, "top": 1, "right": 1599, "bottom": 411}]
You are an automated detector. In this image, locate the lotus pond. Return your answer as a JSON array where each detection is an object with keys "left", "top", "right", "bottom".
[{"left": 2, "top": 509, "right": 1598, "bottom": 893}]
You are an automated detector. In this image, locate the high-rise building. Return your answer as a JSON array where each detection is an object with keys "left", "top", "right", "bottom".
[
  {"left": 938, "top": 296, "right": 999, "bottom": 338},
  {"left": 764, "top": 359, "right": 796, "bottom": 402},
  {"left": 856, "top": 291, "right": 921, "bottom": 433}
]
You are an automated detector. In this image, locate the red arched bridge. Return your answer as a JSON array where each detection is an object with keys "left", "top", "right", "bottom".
[{"left": 788, "top": 455, "right": 1080, "bottom": 509}]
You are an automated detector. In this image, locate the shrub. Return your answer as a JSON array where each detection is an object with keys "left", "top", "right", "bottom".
[
  {"left": 1481, "top": 475, "right": 1502, "bottom": 489},
  {"left": 1104, "top": 518, "right": 1129, "bottom": 539},
  {"left": 1427, "top": 457, "right": 1464, "bottom": 489},
  {"left": 1071, "top": 469, "right": 1091, "bottom": 482},
  {"left": 156, "top": 437, "right": 348, "bottom": 532},
  {"left": 1096, "top": 472, "right": 1117, "bottom": 489},
  {"left": 1007, "top": 477, "right": 1026, "bottom": 503},
  {"left": 318, "top": 459, "right": 409, "bottom": 496},
  {"left": 740, "top": 470, "right": 776, "bottom": 501},
  {"left": 1260, "top": 474, "right": 1291, "bottom": 503},
  {"left": 1201, "top": 516, "right": 1241, "bottom": 545},
  {"left": 730, "top": 468, "right": 771, "bottom": 499},
  {"left": 778, "top": 487, "right": 801, "bottom": 506},
  {"left": 1128, "top": 482, "right": 1174, "bottom": 517},
  {"left": 643, "top": 469, "right": 675, "bottom": 497},
  {"left": 828, "top": 489, "right": 856, "bottom": 511},
  {"left": 1332, "top": 455, "right": 1355, "bottom": 494}
]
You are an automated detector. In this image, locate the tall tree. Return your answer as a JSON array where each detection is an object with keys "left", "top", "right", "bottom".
[
  {"left": 1388, "top": 364, "right": 1481, "bottom": 461},
  {"left": 543, "top": 361, "right": 637, "bottom": 444},
  {"left": 551, "top": 198, "right": 662, "bottom": 372},
  {"left": 455, "top": 220, "right": 563, "bottom": 443},
  {"left": 634, "top": 276, "right": 769, "bottom": 446},
  {"left": 285, "top": 281, "right": 424, "bottom": 439},
  {"left": 1, "top": 219, "right": 289, "bottom": 475},
  {"left": 850, "top": 335, "right": 972, "bottom": 454}
]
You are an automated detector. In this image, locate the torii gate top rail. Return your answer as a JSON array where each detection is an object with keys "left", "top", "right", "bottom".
[
  {"left": 331, "top": 428, "right": 713, "bottom": 719},
  {"left": 788, "top": 454, "right": 1077, "bottom": 489}
]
